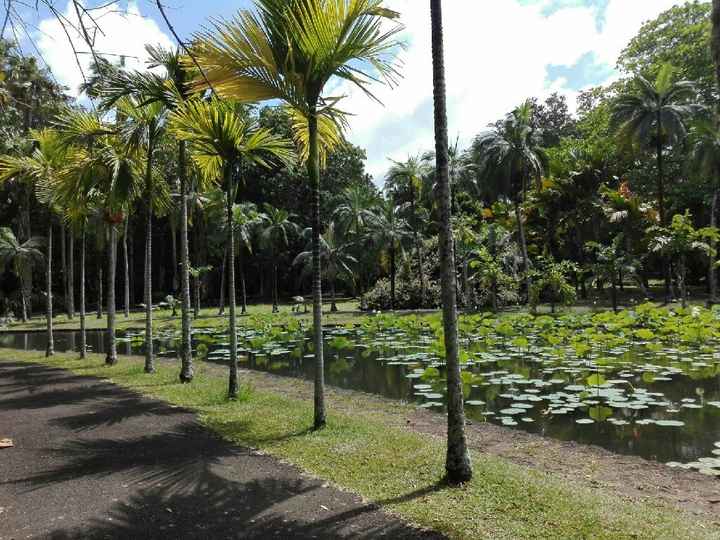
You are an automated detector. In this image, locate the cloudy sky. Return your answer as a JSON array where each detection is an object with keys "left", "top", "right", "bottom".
[{"left": 14, "top": 0, "right": 706, "bottom": 183}]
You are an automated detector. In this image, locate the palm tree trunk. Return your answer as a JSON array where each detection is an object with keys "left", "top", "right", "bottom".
[
  {"left": 21, "top": 185, "right": 32, "bottom": 321},
  {"left": 144, "top": 164, "right": 155, "bottom": 374},
  {"left": 411, "top": 197, "right": 426, "bottom": 307},
  {"left": 514, "top": 200, "right": 531, "bottom": 302},
  {"left": 20, "top": 274, "right": 28, "bottom": 322},
  {"left": 80, "top": 225, "right": 86, "bottom": 359},
  {"left": 97, "top": 263, "right": 103, "bottom": 319},
  {"left": 60, "top": 223, "right": 68, "bottom": 318},
  {"left": 240, "top": 249, "right": 248, "bottom": 315},
  {"left": 272, "top": 260, "right": 279, "bottom": 313},
  {"left": 68, "top": 232, "right": 75, "bottom": 319},
  {"left": 218, "top": 245, "right": 227, "bottom": 316},
  {"left": 611, "top": 278, "right": 618, "bottom": 313},
  {"left": 330, "top": 276, "right": 337, "bottom": 312},
  {"left": 710, "top": 188, "right": 718, "bottom": 304},
  {"left": 431, "top": 0, "right": 472, "bottom": 484},
  {"left": 656, "top": 115, "right": 671, "bottom": 303},
  {"left": 309, "top": 109, "right": 326, "bottom": 430},
  {"left": 45, "top": 222, "right": 54, "bottom": 358},
  {"left": 171, "top": 221, "right": 178, "bottom": 293},
  {"left": 123, "top": 216, "right": 130, "bottom": 318},
  {"left": 105, "top": 223, "right": 118, "bottom": 366},
  {"left": 178, "top": 140, "right": 194, "bottom": 383},
  {"left": 390, "top": 243, "right": 397, "bottom": 310},
  {"left": 225, "top": 167, "right": 239, "bottom": 399}
]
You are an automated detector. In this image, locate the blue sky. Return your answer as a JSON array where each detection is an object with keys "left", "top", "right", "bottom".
[{"left": 17, "top": 0, "right": 706, "bottom": 182}]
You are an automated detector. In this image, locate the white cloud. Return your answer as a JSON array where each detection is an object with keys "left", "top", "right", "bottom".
[
  {"left": 334, "top": 0, "right": 701, "bottom": 184},
  {"left": 36, "top": 1, "right": 172, "bottom": 97}
]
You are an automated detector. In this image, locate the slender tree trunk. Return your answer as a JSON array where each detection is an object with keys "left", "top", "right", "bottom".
[
  {"left": 105, "top": 224, "right": 118, "bottom": 366},
  {"left": 144, "top": 159, "right": 155, "bottom": 374},
  {"left": 710, "top": 188, "right": 718, "bottom": 304},
  {"left": 178, "top": 140, "right": 194, "bottom": 383},
  {"left": 68, "top": 233, "right": 75, "bottom": 319},
  {"left": 656, "top": 116, "right": 671, "bottom": 303},
  {"left": 97, "top": 263, "right": 103, "bottom": 319},
  {"left": 218, "top": 245, "right": 227, "bottom": 316},
  {"left": 240, "top": 249, "right": 248, "bottom": 315},
  {"left": 680, "top": 254, "right": 688, "bottom": 309},
  {"left": 272, "top": 260, "right": 279, "bottom": 313},
  {"left": 171, "top": 221, "right": 178, "bottom": 293},
  {"left": 226, "top": 167, "right": 239, "bottom": 399},
  {"left": 431, "top": 0, "right": 472, "bottom": 484},
  {"left": 611, "top": 278, "right": 618, "bottom": 313},
  {"left": 411, "top": 197, "right": 426, "bottom": 307},
  {"left": 330, "top": 276, "right": 337, "bottom": 312},
  {"left": 309, "top": 109, "right": 326, "bottom": 430},
  {"left": 123, "top": 216, "right": 130, "bottom": 318},
  {"left": 515, "top": 200, "right": 531, "bottom": 302},
  {"left": 21, "top": 186, "right": 32, "bottom": 321},
  {"left": 80, "top": 225, "right": 86, "bottom": 359},
  {"left": 390, "top": 243, "right": 397, "bottom": 310},
  {"left": 20, "top": 274, "right": 28, "bottom": 322},
  {"left": 60, "top": 223, "right": 68, "bottom": 318},
  {"left": 45, "top": 222, "right": 54, "bottom": 358}
]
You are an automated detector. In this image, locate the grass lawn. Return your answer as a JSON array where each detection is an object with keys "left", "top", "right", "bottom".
[{"left": 3, "top": 349, "right": 718, "bottom": 540}]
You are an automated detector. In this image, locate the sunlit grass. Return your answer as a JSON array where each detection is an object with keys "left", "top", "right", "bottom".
[{"left": 4, "top": 350, "right": 718, "bottom": 540}]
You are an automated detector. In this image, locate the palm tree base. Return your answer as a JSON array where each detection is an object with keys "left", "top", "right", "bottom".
[
  {"left": 105, "top": 356, "right": 117, "bottom": 366},
  {"left": 179, "top": 371, "right": 194, "bottom": 384}
]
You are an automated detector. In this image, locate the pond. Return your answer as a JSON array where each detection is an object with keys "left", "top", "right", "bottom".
[{"left": 2, "top": 304, "right": 720, "bottom": 474}]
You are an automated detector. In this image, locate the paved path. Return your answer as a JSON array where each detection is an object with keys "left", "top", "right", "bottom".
[{"left": 0, "top": 360, "right": 442, "bottom": 539}]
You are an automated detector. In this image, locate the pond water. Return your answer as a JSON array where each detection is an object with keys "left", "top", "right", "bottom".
[{"left": 2, "top": 307, "right": 720, "bottom": 474}]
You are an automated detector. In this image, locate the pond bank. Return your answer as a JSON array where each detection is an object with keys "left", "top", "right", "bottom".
[{"left": 1, "top": 350, "right": 717, "bottom": 539}]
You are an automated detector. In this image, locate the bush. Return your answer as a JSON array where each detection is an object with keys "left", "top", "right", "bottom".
[{"left": 365, "top": 277, "right": 441, "bottom": 310}]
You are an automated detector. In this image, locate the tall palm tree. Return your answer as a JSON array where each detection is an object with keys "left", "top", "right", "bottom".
[
  {"left": 386, "top": 155, "right": 432, "bottom": 306},
  {"left": 472, "top": 100, "right": 546, "bottom": 299},
  {"left": 333, "top": 184, "right": 377, "bottom": 295},
  {"left": 170, "top": 97, "right": 293, "bottom": 399},
  {"left": 430, "top": 0, "right": 472, "bottom": 484},
  {"left": 233, "top": 202, "right": 265, "bottom": 314},
  {"left": 118, "top": 97, "right": 169, "bottom": 373},
  {"left": 0, "top": 228, "right": 44, "bottom": 322},
  {"left": 191, "top": 0, "right": 403, "bottom": 430},
  {"left": 103, "top": 45, "right": 196, "bottom": 383},
  {"left": 260, "top": 204, "right": 300, "bottom": 313},
  {"left": 294, "top": 221, "right": 357, "bottom": 312},
  {"left": 368, "top": 198, "right": 412, "bottom": 310},
  {"left": 611, "top": 65, "right": 696, "bottom": 302}
]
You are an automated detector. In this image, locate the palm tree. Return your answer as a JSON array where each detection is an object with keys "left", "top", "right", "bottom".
[
  {"left": 260, "top": 205, "right": 300, "bottom": 313},
  {"left": 191, "top": 0, "right": 403, "bottom": 430},
  {"left": 368, "top": 199, "right": 411, "bottom": 310},
  {"left": 430, "top": 0, "right": 472, "bottom": 484},
  {"left": 118, "top": 96, "right": 169, "bottom": 373},
  {"left": 170, "top": 97, "right": 293, "bottom": 399},
  {"left": 472, "top": 100, "right": 546, "bottom": 301},
  {"left": 611, "top": 65, "right": 696, "bottom": 302},
  {"left": 386, "top": 155, "right": 432, "bottom": 306},
  {"left": 688, "top": 119, "right": 720, "bottom": 302},
  {"left": 333, "top": 184, "right": 377, "bottom": 295},
  {"left": 233, "top": 202, "right": 265, "bottom": 315},
  {"left": 0, "top": 228, "right": 44, "bottom": 322},
  {"left": 294, "top": 222, "right": 357, "bottom": 312},
  {"left": 712, "top": 1, "right": 720, "bottom": 102},
  {"left": 102, "top": 45, "right": 196, "bottom": 383}
]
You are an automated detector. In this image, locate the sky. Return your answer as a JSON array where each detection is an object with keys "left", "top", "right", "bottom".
[{"left": 11, "top": 0, "right": 709, "bottom": 184}]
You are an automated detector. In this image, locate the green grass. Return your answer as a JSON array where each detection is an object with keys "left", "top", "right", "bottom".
[{"left": 3, "top": 350, "right": 717, "bottom": 540}]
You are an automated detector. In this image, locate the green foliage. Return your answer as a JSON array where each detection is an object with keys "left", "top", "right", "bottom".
[{"left": 528, "top": 258, "right": 577, "bottom": 311}]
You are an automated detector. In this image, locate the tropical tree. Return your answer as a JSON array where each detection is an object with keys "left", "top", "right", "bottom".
[
  {"left": 430, "top": 0, "right": 472, "bottom": 484},
  {"left": 385, "top": 155, "right": 432, "bottom": 305},
  {"left": 0, "top": 227, "right": 44, "bottom": 322},
  {"left": 368, "top": 199, "right": 412, "bottom": 310},
  {"left": 611, "top": 65, "right": 697, "bottom": 301},
  {"left": 233, "top": 202, "right": 265, "bottom": 314},
  {"left": 191, "top": 0, "right": 403, "bottom": 429},
  {"left": 528, "top": 258, "right": 578, "bottom": 314},
  {"left": 260, "top": 204, "right": 300, "bottom": 313},
  {"left": 294, "top": 221, "right": 357, "bottom": 312},
  {"left": 585, "top": 235, "right": 640, "bottom": 312},
  {"left": 472, "top": 99, "right": 547, "bottom": 299},
  {"left": 648, "top": 211, "right": 719, "bottom": 308},
  {"left": 103, "top": 45, "right": 196, "bottom": 383},
  {"left": 170, "top": 97, "right": 294, "bottom": 399}
]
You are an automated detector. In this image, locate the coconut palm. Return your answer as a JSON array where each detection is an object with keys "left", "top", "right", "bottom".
[
  {"left": 430, "top": 0, "right": 472, "bottom": 483},
  {"left": 170, "top": 97, "right": 294, "bottom": 399},
  {"left": 102, "top": 44, "right": 196, "bottom": 383},
  {"left": 117, "top": 96, "right": 170, "bottom": 373},
  {"left": 0, "top": 227, "right": 44, "bottom": 322},
  {"left": 259, "top": 205, "right": 300, "bottom": 313},
  {"left": 611, "top": 65, "right": 697, "bottom": 302},
  {"left": 368, "top": 199, "right": 412, "bottom": 310},
  {"left": 471, "top": 100, "right": 546, "bottom": 301},
  {"left": 294, "top": 222, "right": 357, "bottom": 312},
  {"left": 233, "top": 202, "right": 265, "bottom": 314},
  {"left": 191, "top": 0, "right": 403, "bottom": 429},
  {"left": 385, "top": 155, "right": 432, "bottom": 306}
]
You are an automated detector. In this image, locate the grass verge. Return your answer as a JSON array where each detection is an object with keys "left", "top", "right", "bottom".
[{"left": 2, "top": 349, "right": 717, "bottom": 540}]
